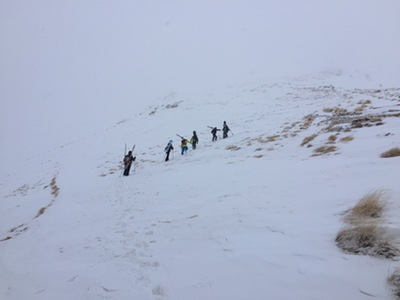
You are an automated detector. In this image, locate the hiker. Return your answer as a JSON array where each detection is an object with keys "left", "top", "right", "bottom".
[
  {"left": 222, "top": 121, "right": 230, "bottom": 139},
  {"left": 164, "top": 140, "right": 174, "bottom": 162},
  {"left": 181, "top": 137, "right": 189, "bottom": 155},
  {"left": 211, "top": 127, "right": 220, "bottom": 142},
  {"left": 123, "top": 150, "right": 136, "bottom": 176},
  {"left": 190, "top": 131, "right": 199, "bottom": 150}
]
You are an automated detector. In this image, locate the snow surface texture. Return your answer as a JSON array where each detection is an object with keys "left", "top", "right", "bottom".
[
  {"left": 1, "top": 1, "right": 400, "bottom": 299},
  {"left": 1, "top": 72, "right": 400, "bottom": 300}
]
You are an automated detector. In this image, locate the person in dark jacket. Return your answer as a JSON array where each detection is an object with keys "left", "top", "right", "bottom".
[
  {"left": 123, "top": 150, "right": 136, "bottom": 176},
  {"left": 222, "top": 121, "right": 230, "bottom": 139},
  {"left": 211, "top": 127, "right": 220, "bottom": 142},
  {"left": 164, "top": 140, "right": 174, "bottom": 162},
  {"left": 190, "top": 131, "right": 199, "bottom": 149}
]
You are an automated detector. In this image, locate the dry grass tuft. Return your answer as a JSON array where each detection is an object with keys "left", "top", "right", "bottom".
[
  {"left": 226, "top": 145, "right": 241, "bottom": 151},
  {"left": 380, "top": 147, "right": 400, "bottom": 158},
  {"left": 333, "top": 107, "right": 348, "bottom": 115},
  {"left": 328, "top": 135, "right": 337, "bottom": 142},
  {"left": 323, "top": 106, "right": 348, "bottom": 115},
  {"left": 344, "top": 190, "right": 386, "bottom": 224},
  {"left": 388, "top": 269, "right": 400, "bottom": 299},
  {"left": 339, "top": 136, "right": 354, "bottom": 143},
  {"left": 299, "top": 114, "right": 317, "bottom": 130},
  {"left": 50, "top": 177, "right": 60, "bottom": 197},
  {"left": 335, "top": 225, "right": 399, "bottom": 259},
  {"left": 357, "top": 99, "right": 371, "bottom": 105},
  {"left": 35, "top": 207, "right": 46, "bottom": 219},
  {"left": 337, "top": 190, "right": 400, "bottom": 259},
  {"left": 257, "top": 138, "right": 268, "bottom": 144},
  {"left": 301, "top": 134, "right": 318, "bottom": 146},
  {"left": 267, "top": 135, "right": 280, "bottom": 142},
  {"left": 314, "top": 145, "right": 336, "bottom": 154},
  {"left": 354, "top": 104, "right": 367, "bottom": 112}
]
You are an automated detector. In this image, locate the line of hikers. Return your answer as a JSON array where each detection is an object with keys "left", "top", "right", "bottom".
[
  {"left": 164, "top": 121, "right": 232, "bottom": 162},
  {"left": 123, "top": 121, "right": 232, "bottom": 175}
]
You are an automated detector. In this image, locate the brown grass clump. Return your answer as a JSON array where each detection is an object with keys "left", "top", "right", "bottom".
[
  {"left": 336, "top": 190, "right": 400, "bottom": 259},
  {"left": 335, "top": 225, "right": 399, "bottom": 259},
  {"left": 333, "top": 107, "right": 348, "bottom": 115},
  {"left": 371, "top": 117, "right": 383, "bottom": 123},
  {"left": 339, "top": 136, "right": 354, "bottom": 143},
  {"left": 301, "top": 134, "right": 318, "bottom": 146},
  {"left": 344, "top": 190, "right": 386, "bottom": 224},
  {"left": 380, "top": 147, "right": 400, "bottom": 158},
  {"left": 354, "top": 104, "right": 367, "bottom": 112},
  {"left": 357, "top": 99, "right": 371, "bottom": 105},
  {"left": 323, "top": 107, "right": 334, "bottom": 113},
  {"left": 388, "top": 269, "right": 400, "bottom": 299},
  {"left": 301, "top": 119, "right": 313, "bottom": 129},
  {"left": 314, "top": 145, "right": 336, "bottom": 154},
  {"left": 226, "top": 145, "right": 241, "bottom": 151},
  {"left": 257, "top": 138, "right": 268, "bottom": 144},
  {"left": 35, "top": 207, "right": 46, "bottom": 219},
  {"left": 50, "top": 177, "right": 59, "bottom": 197},
  {"left": 267, "top": 135, "right": 280, "bottom": 142},
  {"left": 328, "top": 135, "right": 337, "bottom": 142}
]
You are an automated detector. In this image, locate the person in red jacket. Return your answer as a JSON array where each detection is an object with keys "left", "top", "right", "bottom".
[{"left": 181, "top": 138, "right": 189, "bottom": 155}]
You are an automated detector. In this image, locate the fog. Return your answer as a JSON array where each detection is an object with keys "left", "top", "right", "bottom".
[{"left": 1, "top": 0, "right": 399, "bottom": 161}]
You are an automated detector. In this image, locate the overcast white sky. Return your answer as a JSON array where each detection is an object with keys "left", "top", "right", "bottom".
[{"left": 1, "top": 0, "right": 400, "bottom": 160}]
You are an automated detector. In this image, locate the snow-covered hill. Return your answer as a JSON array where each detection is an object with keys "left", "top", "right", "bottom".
[
  {"left": 1, "top": 71, "right": 399, "bottom": 300},
  {"left": 2, "top": 1, "right": 400, "bottom": 298}
]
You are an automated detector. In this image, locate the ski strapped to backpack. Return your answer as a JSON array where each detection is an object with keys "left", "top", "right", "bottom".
[
  {"left": 123, "top": 144, "right": 136, "bottom": 164},
  {"left": 176, "top": 134, "right": 192, "bottom": 144}
]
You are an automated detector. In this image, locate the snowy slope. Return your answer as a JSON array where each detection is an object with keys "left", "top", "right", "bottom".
[{"left": 1, "top": 71, "right": 399, "bottom": 300}]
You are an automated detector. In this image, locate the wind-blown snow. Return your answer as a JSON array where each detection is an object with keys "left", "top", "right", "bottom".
[{"left": 1, "top": 1, "right": 400, "bottom": 300}]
